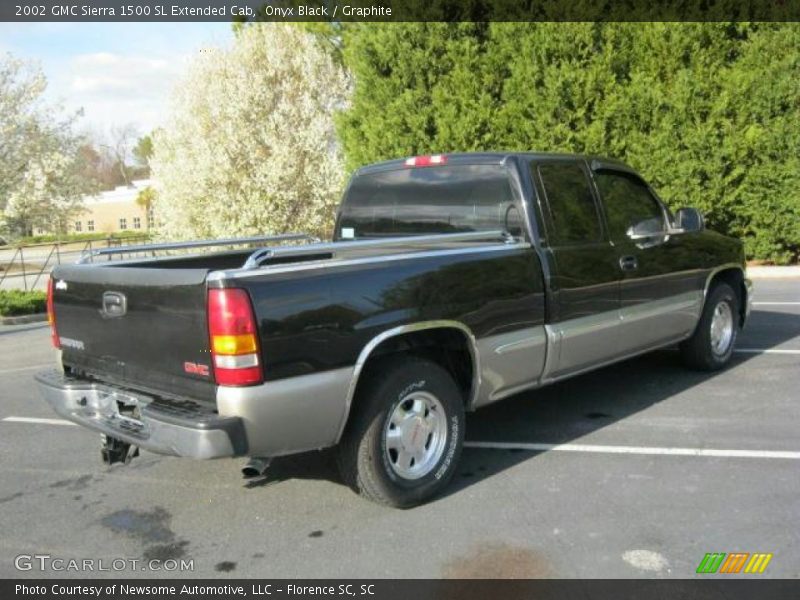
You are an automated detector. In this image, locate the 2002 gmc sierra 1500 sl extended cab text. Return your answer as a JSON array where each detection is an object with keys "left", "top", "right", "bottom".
[{"left": 36, "top": 152, "right": 752, "bottom": 507}]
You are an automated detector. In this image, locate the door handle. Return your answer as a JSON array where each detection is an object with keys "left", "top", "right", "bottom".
[{"left": 619, "top": 255, "right": 638, "bottom": 271}]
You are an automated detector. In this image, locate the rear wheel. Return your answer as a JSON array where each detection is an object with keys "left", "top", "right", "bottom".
[
  {"left": 680, "top": 282, "right": 739, "bottom": 371},
  {"left": 336, "top": 357, "right": 465, "bottom": 508}
]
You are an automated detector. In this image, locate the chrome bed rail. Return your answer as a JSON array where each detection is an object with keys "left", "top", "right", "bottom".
[
  {"left": 76, "top": 229, "right": 515, "bottom": 271},
  {"left": 241, "top": 230, "right": 514, "bottom": 270},
  {"left": 77, "top": 233, "right": 316, "bottom": 264}
]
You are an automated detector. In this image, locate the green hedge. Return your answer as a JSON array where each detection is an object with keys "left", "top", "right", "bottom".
[
  {"left": 0, "top": 290, "right": 47, "bottom": 317},
  {"left": 336, "top": 23, "right": 800, "bottom": 264}
]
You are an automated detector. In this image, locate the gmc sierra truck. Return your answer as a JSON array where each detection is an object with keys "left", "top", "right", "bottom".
[{"left": 36, "top": 153, "right": 752, "bottom": 507}]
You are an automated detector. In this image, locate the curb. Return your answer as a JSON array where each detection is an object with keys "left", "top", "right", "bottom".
[
  {"left": 747, "top": 266, "right": 800, "bottom": 280},
  {"left": 0, "top": 313, "right": 48, "bottom": 326}
]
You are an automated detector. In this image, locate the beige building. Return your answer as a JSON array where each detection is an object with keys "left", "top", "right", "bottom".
[{"left": 37, "top": 179, "right": 156, "bottom": 236}]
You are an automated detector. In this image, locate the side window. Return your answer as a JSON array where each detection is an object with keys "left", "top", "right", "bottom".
[
  {"left": 594, "top": 171, "right": 665, "bottom": 242},
  {"left": 537, "top": 162, "right": 603, "bottom": 245}
]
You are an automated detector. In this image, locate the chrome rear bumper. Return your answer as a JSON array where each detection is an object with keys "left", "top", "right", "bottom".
[{"left": 35, "top": 369, "right": 245, "bottom": 459}]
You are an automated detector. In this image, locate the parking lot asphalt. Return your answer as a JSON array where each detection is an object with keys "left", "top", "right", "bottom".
[{"left": 0, "top": 279, "right": 797, "bottom": 579}]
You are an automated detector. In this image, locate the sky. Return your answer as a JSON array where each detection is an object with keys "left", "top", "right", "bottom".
[{"left": 0, "top": 22, "right": 233, "bottom": 140}]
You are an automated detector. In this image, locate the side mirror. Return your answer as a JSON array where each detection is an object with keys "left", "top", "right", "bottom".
[
  {"left": 626, "top": 217, "right": 665, "bottom": 241},
  {"left": 674, "top": 207, "right": 704, "bottom": 233}
]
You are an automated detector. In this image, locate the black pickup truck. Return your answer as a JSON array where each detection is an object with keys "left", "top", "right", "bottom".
[{"left": 37, "top": 153, "right": 752, "bottom": 507}]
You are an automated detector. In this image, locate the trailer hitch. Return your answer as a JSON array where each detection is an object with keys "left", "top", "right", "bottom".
[{"left": 100, "top": 435, "right": 139, "bottom": 466}]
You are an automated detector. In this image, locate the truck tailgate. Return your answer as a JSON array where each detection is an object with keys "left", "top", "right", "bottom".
[{"left": 50, "top": 264, "right": 216, "bottom": 403}]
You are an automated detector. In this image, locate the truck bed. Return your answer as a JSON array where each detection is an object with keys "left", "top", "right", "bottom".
[{"left": 51, "top": 230, "right": 514, "bottom": 404}]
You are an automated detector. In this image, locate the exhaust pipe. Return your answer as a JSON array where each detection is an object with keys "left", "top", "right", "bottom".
[{"left": 242, "top": 457, "right": 272, "bottom": 479}]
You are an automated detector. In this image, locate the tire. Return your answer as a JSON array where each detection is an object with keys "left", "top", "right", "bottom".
[
  {"left": 680, "top": 282, "right": 739, "bottom": 371},
  {"left": 336, "top": 356, "right": 465, "bottom": 508}
]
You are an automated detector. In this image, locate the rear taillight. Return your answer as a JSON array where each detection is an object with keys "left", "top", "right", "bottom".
[
  {"left": 404, "top": 154, "right": 447, "bottom": 167},
  {"left": 46, "top": 277, "right": 59, "bottom": 348},
  {"left": 208, "top": 288, "right": 262, "bottom": 386}
]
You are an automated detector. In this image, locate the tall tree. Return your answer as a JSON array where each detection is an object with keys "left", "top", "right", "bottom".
[
  {"left": 132, "top": 134, "right": 154, "bottom": 172},
  {"left": 0, "top": 54, "right": 91, "bottom": 238},
  {"left": 103, "top": 123, "right": 139, "bottom": 186},
  {"left": 151, "top": 24, "right": 350, "bottom": 241},
  {"left": 3, "top": 150, "right": 89, "bottom": 236}
]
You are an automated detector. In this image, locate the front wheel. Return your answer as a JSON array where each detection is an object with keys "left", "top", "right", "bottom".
[
  {"left": 336, "top": 357, "right": 465, "bottom": 508},
  {"left": 680, "top": 282, "right": 739, "bottom": 371}
]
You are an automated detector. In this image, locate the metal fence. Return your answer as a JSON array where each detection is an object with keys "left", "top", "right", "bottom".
[{"left": 0, "top": 236, "right": 151, "bottom": 291}]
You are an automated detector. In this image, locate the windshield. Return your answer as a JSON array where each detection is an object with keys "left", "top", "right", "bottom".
[{"left": 336, "top": 164, "right": 519, "bottom": 239}]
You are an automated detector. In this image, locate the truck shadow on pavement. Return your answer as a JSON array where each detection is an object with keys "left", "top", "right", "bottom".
[{"left": 248, "top": 309, "right": 799, "bottom": 503}]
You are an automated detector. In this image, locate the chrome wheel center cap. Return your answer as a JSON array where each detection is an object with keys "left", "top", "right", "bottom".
[
  {"left": 403, "top": 417, "right": 426, "bottom": 449},
  {"left": 384, "top": 391, "right": 448, "bottom": 480}
]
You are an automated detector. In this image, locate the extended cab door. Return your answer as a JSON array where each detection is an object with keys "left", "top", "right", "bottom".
[
  {"left": 590, "top": 165, "right": 704, "bottom": 354},
  {"left": 529, "top": 159, "right": 621, "bottom": 378}
]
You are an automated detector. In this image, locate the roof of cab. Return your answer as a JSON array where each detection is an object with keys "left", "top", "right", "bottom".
[{"left": 354, "top": 151, "right": 632, "bottom": 175}]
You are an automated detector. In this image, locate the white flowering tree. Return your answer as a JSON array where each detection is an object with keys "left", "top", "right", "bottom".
[
  {"left": 0, "top": 54, "right": 88, "bottom": 238},
  {"left": 3, "top": 151, "right": 88, "bottom": 237},
  {"left": 151, "top": 24, "right": 350, "bottom": 241}
]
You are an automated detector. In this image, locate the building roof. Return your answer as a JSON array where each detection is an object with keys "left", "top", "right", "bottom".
[{"left": 83, "top": 179, "right": 155, "bottom": 206}]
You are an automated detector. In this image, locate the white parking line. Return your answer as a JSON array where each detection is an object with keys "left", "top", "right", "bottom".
[
  {"left": 2, "top": 416, "right": 76, "bottom": 426},
  {"left": 734, "top": 348, "right": 800, "bottom": 355},
  {"left": 0, "top": 364, "right": 52, "bottom": 375},
  {"left": 5, "top": 417, "right": 800, "bottom": 460},
  {"left": 752, "top": 302, "right": 800, "bottom": 306},
  {"left": 464, "top": 441, "right": 800, "bottom": 460}
]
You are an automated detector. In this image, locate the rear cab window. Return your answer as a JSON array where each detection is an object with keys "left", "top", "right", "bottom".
[{"left": 336, "top": 164, "right": 523, "bottom": 240}]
